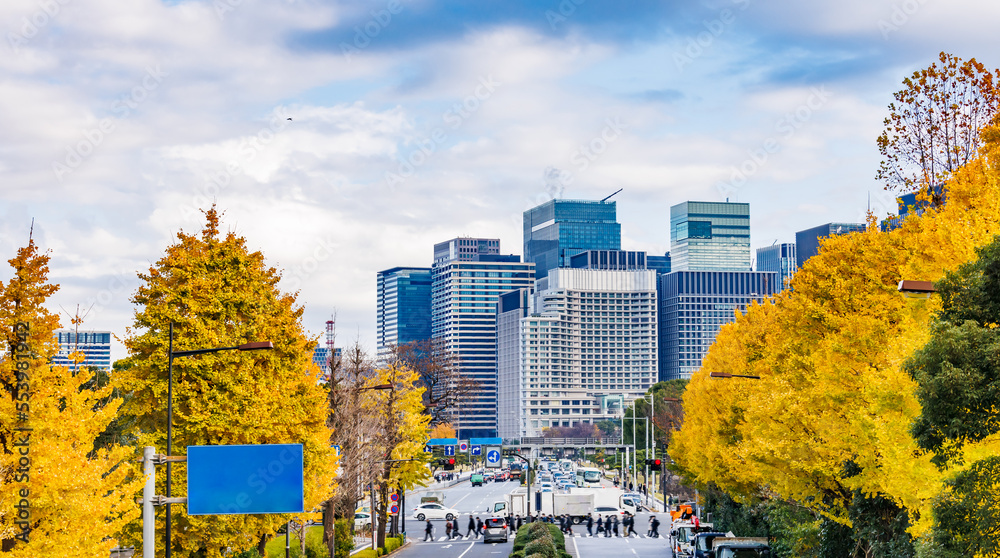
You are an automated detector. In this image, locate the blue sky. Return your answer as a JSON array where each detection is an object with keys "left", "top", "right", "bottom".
[{"left": 2, "top": 0, "right": 999, "bottom": 359}]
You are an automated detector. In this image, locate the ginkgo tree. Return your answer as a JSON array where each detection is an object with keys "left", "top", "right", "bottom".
[
  {"left": 114, "top": 208, "right": 336, "bottom": 557},
  {"left": 673, "top": 118, "right": 1000, "bottom": 552},
  {"left": 0, "top": 235, "right": 142, "bottom": 557}
]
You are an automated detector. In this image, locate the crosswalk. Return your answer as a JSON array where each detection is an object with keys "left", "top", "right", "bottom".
[{"left": 420, "top": 532, "right": 662, "bottom": 542}]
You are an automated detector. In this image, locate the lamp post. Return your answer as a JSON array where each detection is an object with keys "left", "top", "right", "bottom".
[
  {"left": 165, "top": 323, "right": 273, "bottom": 558},
  {"left": 709, "top": 372, "right": 761, "bottom": 380}
]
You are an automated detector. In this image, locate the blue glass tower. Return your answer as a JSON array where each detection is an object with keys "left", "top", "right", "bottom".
[
  {"left": 523, "top": 199, "right": 621, "bottom": 280},
  {"left": 658, "top": 270, "right": 778, "bottom": 380},
  {"left": 53, "top": 330, "right": 112, "bottom": 372},
  {"left": 756, "top": 243, "right": 797, "bottom": 291},
  {"left": 670, "top": 201, "right": 751, "bottom": 272},
  {"left": 795, "top": 223, "right": 866, "bottom": 268},
  {"left": 376, "top": 267, "right": 432, "bottom": 357}
]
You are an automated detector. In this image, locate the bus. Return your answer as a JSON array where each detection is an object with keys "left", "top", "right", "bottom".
[
  {"left": 558, "top": 459, "right": 575, "bottom": 474},
  {"left": 575, "top": 467, "right": 603, "bottom": 487}
]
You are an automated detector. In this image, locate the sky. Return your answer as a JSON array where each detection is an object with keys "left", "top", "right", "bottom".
[{"left": 2, "top": 0, "right": 999, "bottom": 361}]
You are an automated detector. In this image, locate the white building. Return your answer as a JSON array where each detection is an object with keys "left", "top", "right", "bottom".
[{"left": 517, "top": 262, "right": 658, "bottom": 437}]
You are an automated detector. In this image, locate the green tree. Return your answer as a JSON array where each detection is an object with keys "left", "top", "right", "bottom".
[{"left": 114, "top": 208, "right": 336, "bottom": 557}]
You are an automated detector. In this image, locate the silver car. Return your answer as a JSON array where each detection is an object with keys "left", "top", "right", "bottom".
[{"left": 483, "top": 517, "right": 509, "bottom": 543}]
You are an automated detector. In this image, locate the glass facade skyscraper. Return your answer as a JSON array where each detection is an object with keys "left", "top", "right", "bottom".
[
  {"left": 376, "top": 267, "right": 432, "bottom": 358},
  {"left": 659, "top": 270, "right": 778, "bottom": 380},
  {"left": 523, "top": 199, "right": 621, "bottom": 280},
  {"left": 431, "top": 239, "right": 535, "bottom": 439},
  {"left": 496, "top": 288, "right": 531, "bottom": 439},
  {"left": 756, "top": 243, "right": 797, "bottom": 291},
  {"left": 795, "top": 222, "right": 866, "bottom": 268},
  {"left": 670, "top": 201, "right": 751, "bottom": 272},
  {"left": 52, "top": 330, "right": 112, "bottom": 372}
]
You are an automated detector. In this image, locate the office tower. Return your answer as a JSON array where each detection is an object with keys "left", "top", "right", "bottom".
[
  {"left": 517, "top": 262, "right": 658, "bottom": 438},
  {"left": 376, "top": 267, "right": 432, "bottom": 358},
  {"left": 312, "top": 347, "right": 342, "bottom": 380},
  {"left": 659, "top": 270, "right": 778, "bottom": 380},
  {"left": 523, "top": 198, "right": 621, "bottom": 280},
  {"left": 795, "top": 223, "right": 866, "bottom": 268},
  {"left": 669, "top": 201, "right": 751, "bottom": 272},
  {"left": 496, "top": 288, "right": 531, "bottom": 439},
  {"left": 756, "top": 243, "right": 797, "bottom": 290},
  {"left": 52, "top": 330, "right": 112, "bottom": 372},
  {"left": 431, "top": 238, "right": 535, "bottom": 439},
  {"left": 647, "top": 252, "right": 671, "bottom": 275}
]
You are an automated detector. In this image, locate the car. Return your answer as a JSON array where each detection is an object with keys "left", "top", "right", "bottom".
[
  {"left": 411, "top": 503, "right": 459, "bottom": 521},
  {"left": 471, "top": 473, "right": 484, "bottom": 487},
  {"left": 692, "top": 532, "right": 730, "bottom": 558},
  {"left": 484, "top": 472, "right": 495, "bottom": 482},
  {"left": 483, "top": 517, "right": 509, "bottom": 543},
  {"left": 594, "top": 505, "right": 626, "bottom": 519},
  {"left": 354, "top": 511, "right": 372, "bottom": 533}
]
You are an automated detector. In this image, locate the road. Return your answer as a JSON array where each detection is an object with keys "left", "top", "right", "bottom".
[{"left": 397, "top": 476, "right": 675, "bottom": 558}]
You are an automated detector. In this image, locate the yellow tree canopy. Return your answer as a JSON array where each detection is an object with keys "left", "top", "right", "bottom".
[
  {"left": 0, "top": 238, "right": 141, "bottom": 557},
  {"left": 673, "top": 124, "right": 1000, "bottom": 536},
  {"left": 114, "top": 208, "right": 336, "bottom": 557}
]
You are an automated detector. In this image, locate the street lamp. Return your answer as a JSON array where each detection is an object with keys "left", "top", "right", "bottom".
[
  {"left": 165, "top": 323, "right": 273, "bottom": 558},
  {"left": 709, "top": 372, "right": 761, "bottom": 380}
]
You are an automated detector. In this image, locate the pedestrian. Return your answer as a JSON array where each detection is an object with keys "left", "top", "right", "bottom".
[
  {"left": 424, "top": 519, "right": 433, "bottom": 541},
  {"left": 612, "top": 514, "right": 619, "bottom": 537},
  {"left": 476, "top": 516, "right": 484, "bottom": 537},
  {"left": 467, "top": 515, "right": 476, "bottom": 538},
  {"left": 445, "top": 520, "right": 452, "bottom": 539},
  {"left": 565, "top": 515, "right": 573, "bottom": 536},
  {"left": 629, "top": 481, "right": 634, "bottom": 492},
  {"left": 651, "top": 516, "right": 661, "bottom": 538},
  {"left": 627, "top": 513, "right": 638, "bottom": 537},
  {"left": 647, "top": 516, "right": 654, "bottom": 537},
  {"left": 586, "top": 513, "right": 594, "bottom": 537},
  {"left": 516, "top": 514, "right": 523, "bottom": 531},
  {"left": 595, "top": 514, "right": 603, "bottom": 535}
]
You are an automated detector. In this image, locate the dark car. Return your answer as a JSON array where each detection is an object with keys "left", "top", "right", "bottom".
[{"left": 693, "top": 532, "right": 729, "bottom": 558}]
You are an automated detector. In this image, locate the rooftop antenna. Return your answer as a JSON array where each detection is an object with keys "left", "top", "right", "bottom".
[{"left": 601, "top": 188, "right": 623, "bottom": 203}]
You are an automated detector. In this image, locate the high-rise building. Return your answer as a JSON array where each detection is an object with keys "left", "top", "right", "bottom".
[
  {"left": 795, "top": 223, "right": 866, "bottom": 268},
  {"left": 52, "top": 330, "right": 112, "bottom": 372},
  {"left": 431, "top": 238, "right": 535, "bottom": 439},
  {"left": 313, "top": 347, "right": 342, "bottom": 380},
  {"left": 658, "top": 270, "right": 778, "bottom": 380},
  {"left": 523, "top": 199, "right": 621, "bottom": 280},
  {"left": 670, "top": 201, "right": 751, "bottom": 272},
  {"left": 496, "top": 288, "right": 531, "bottom": 440},
  {"left": 376, "top": 267, "right": 432, "bottom": 357},
  {"left": 513, "top": 265, "right": 658, "bottom": 438},
  {"left": 647, "top": 252, "right": 671, "bottom": 275},
  {"left": 756, "top": 243, "right": 797, "bottom": 290}
]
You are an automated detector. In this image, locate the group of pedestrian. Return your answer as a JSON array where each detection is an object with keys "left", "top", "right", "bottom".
[{"left": 424, "top": 516, "right": 486, "bottom": 541}]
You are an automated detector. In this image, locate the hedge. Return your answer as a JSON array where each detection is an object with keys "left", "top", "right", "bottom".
[{"left": 509, "top": 523, "right": 570, "bottom": 558}]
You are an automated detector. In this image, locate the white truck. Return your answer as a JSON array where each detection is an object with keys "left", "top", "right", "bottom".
[
  {"left": 569, "top": 487, "right": 641, "bottom": 516},
  {"left": 486, "top": 488, "right": 640, "bottom": 523},
  {"left": 486, "top": 490, "right": 594, "bottom": 524}
]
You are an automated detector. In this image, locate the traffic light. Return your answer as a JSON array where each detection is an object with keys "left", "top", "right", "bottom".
[
  {"left": 650, "top": 458, "right": 662, "bottom": 471},
  {"left": 444, "top": 457, "right": 456, "bottom": 470}
]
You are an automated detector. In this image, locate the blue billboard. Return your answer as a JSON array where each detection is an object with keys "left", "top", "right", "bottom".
[{"left": 187, "top": 444, "right": 304, "bottom": 515}]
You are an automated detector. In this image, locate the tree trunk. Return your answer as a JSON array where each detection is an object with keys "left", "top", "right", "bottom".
[{"left": 256, "top": 533, "right": 268, "bottom": 557}]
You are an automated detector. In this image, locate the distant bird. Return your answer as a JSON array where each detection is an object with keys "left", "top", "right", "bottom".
[{"left": 287, "top": 117, "right": 292, "bottom": 121}]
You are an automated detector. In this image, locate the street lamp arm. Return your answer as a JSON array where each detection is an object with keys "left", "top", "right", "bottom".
[
  {"left": 709, "top": 372, "right": 761, "bottom": 379},
  {"left": 171, "top": 341, "right": 273, "bottom": 357}
]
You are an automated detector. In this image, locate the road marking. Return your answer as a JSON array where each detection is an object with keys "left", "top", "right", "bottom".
[
  {"left": 456, "top": 542, "right": 475, "bottom": 558},
  {"left": 572, "top": 534, "right": 581, "bottom": 558}
]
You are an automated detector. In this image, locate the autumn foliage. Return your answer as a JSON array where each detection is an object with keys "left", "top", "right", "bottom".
[
  {"left": 673, "top": 120, "right": 1000, "bottom": 540},
  {"left": 0, "top": 239, "right": 141, "bottom": 557}
]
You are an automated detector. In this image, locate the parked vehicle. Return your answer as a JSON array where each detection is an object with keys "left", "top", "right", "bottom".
[
  {"left": 483, "top": 517, "right": 509, "bottom": 543},
  {"left": 672, "top": 522, "right": 717, "bottom": 556},
  {"left": 692, "top": 532, "right": 730, "bottom": 558},
  {"left": 710, "top": 537, "right": 771, "bottom": 557},
  {"left": 411, "top": 502, "right": 458, "bottom": 521},
  {"left": 354, "top": 511, "right": 372, "bottom": 533}
]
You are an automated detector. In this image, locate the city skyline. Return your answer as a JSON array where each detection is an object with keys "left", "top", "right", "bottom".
[{"left": 2, "top": 0, "right": 997, "bottom": 362}]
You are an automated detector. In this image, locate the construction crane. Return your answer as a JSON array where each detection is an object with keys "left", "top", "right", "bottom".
[{"left": 601, "top": 188, "right": 623, "bottom": 202}]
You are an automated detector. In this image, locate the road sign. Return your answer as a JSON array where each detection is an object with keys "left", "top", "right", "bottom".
[
  {"left": 187, "top": 444, "right": 304, "bottom": 515},
  {"left": 470, "top": 437, "right": 502, "bottom": 446},
  {"left": 332, "top": 445, "right": 341, "bottom": 457},
  {"left": 485, "top": 446, "right": 501, "bottom": 468},
  {"left": 444, "top": 445, "right": 455, "bottom": 456},
  {"left": 390, "top": 493, "right": 399, "bottom": 502},
  {"left": 425, "top": 438, "right": 458, "bottom": 446},
  {"left": 423, "top": 445, "right": 432, "bottom": 453},
  {"left": 470, "top": 445, "right": 481, "bottom": 456},
  {"left": 458, "top": 441, "right": 469, "bottom": 453},
  {"left": 390, "top": 504, "right": 399, "bottom": 514}
]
